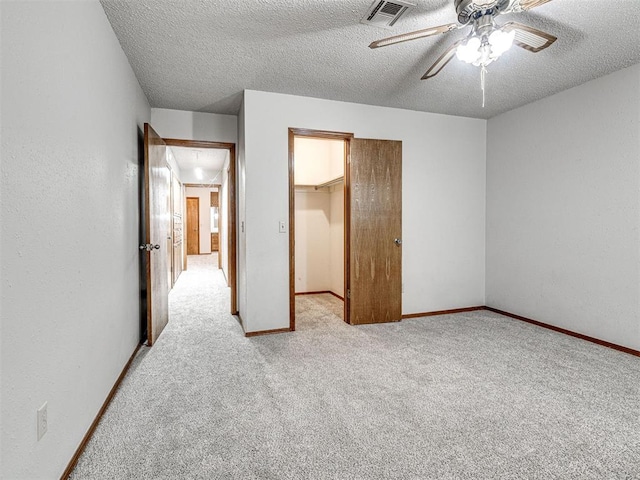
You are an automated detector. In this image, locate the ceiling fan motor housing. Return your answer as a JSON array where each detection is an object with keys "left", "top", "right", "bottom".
[{"left": 454, "top": 0, "right": 512, "bottom": 24}]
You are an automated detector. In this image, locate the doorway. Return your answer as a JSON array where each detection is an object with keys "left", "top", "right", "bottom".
[
  {"left": 164, "top": 138, "right": 238, "bottom": 316},
  {"left": 289, "top": 130, "right": 350, "bottom": 331},
  {"left": 288, "top": 128, "right": 403, "bottom": 331}
]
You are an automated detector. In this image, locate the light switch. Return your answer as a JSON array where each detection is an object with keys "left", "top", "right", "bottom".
[{"left": 279, "top": 221, "right": 287, "bottom": 233}]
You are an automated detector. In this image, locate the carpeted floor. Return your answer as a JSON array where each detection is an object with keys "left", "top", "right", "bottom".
[{"left": 69, "top": 255, "right": 640, "bottom": 479}]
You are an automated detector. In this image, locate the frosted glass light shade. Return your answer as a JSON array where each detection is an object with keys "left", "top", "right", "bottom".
[
  {"left": 488, "top": 29, "right": 515, "bottom": 57},
  {"left": 456, "top": 37, "right": 482, "bottom": 64}
]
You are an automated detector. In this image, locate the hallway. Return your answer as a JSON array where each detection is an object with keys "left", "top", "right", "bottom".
[{"left": 70, "top": 254, "right": 243, "bottom": 478}]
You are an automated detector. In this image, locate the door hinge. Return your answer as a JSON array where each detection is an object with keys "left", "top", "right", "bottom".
[{"left": 347, "top": 289, "right": 351, "bottom": 299}]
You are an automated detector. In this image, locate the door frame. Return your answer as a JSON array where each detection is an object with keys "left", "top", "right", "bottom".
[
  {"left": 288, "top": 128, "right": 354, "bottom": 331},
  {"left": 186, "top": 196, "right": 200, "bottom": 255},
  {"left": 164, "top": 138, "right": 239, "bottom": 315}
]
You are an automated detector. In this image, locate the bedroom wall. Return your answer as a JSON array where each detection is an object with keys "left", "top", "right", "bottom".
[
  {"left": 242, "top": 90, "right": 487, "bottom": 333},
  {"left": 1, "top": 1, "right": 150, "bottom": 478},
  {"left": 486, "top": 63, "right": 640, "bottom": 350}
]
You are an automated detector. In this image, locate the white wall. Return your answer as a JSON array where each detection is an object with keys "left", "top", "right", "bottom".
[
  {"left": 0, "top": 2, "right": 150, "bottom": 478},
  {"left": 242, "top": 90, "right": 486, "bottom": 333},
  {"left": 237, "top": 99, "right": 248, "bottom": 322},
  {"left": 150, "top": 108, "right": 237, "bottom": 144},
  {"left": 486, "top": 63, "right": 640, "bottom": 351},
  {"left": 185, "top": 187, "right": 217, "bottom": 255}
]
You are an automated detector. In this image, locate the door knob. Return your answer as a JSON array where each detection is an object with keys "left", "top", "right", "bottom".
[{"left": 394, "top": 238, "right": 402, "bottom": 246}]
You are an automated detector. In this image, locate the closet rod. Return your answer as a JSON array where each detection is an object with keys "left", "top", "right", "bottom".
[{"left": 314, "top": 176, "right": 344, "bottom": 190}]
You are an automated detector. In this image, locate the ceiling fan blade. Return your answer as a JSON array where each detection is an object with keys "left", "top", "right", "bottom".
[
  {"left": 518, "top": 0, "right": 554, "bottom": 11},
  {"left": 506, "top": 0, "right": 553, "bottom": 13},
  {"left": 369, "top": 23, "right": 458, "bottom": 49},
  {"left": 421, "top": 40, "right": 463, "bottom": 80},
  {"left": 502, "top": 22, "right": 557, "bottom": 53}
]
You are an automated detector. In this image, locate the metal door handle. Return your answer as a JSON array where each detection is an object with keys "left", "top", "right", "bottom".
[{"left": 394, "top": 238, "right": 402, "bottom": 246}]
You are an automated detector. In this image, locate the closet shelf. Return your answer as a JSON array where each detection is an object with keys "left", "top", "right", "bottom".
[
  {"left": 315, "top": 176, "right": 344, "bottom": 189},
  {"left": 294, "top": 176, "right": 344, "bottom": 190}
]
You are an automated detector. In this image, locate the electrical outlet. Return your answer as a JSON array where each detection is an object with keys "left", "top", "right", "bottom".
[
  {"left": 279, "top": 221, "right": 286, "bottom": 233},
  {"left": 37, "top": 402, "right": 48, "bottom": 441}
]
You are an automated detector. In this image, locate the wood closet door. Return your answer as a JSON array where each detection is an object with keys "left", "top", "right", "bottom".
[{"left": 348, "top": 138, "right": 402, "bottom": 325}]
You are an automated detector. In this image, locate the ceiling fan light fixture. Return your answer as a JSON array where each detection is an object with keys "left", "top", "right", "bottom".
[
  {"left": 456, "top": 26, "right": 514, "bottom": 66},
  {"left": 455, "top": 36, "right": 482, "bottom": 63},
  {"left": 488, "top": 28, "right": 515, "bottom": 56}
]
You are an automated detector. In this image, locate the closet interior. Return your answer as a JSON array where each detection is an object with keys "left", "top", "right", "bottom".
[{"left": 294, "top": 136, "right": 346, "bottom": 314}]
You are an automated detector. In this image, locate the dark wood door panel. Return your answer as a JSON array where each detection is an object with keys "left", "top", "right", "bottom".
[
  {"left": 144, "top": 123, "right": 170, "bottom": 345},
  {"left": 349, "top": 138, "right": 402, "bottom": 325}
]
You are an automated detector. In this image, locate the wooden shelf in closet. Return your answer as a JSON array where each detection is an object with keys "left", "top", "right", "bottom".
[{"left": 294, "top": 176, "right": 344, "bottom": 191}]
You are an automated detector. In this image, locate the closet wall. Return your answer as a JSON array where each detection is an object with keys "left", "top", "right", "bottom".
[{"left": 294, "top": 138, "right": 344, "bottom": 297}]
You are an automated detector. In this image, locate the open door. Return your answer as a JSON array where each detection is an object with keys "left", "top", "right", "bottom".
[
  {"left": 347, "top": 138, "right": 402, "bottom": 325},
  {"left": 141, "top": 123, "right": 170, "bottom": 346}
]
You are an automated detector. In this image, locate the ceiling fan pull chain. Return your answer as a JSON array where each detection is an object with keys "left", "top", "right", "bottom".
[{"left": 481, "top": 65, "right": 487, "bottom": 108}]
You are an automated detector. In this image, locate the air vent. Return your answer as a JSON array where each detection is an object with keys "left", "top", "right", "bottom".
[{"left": 361, "top": 0, "right": 415, "bottom": 29}]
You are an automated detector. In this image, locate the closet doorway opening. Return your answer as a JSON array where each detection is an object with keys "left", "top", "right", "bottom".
[{"left": 288, "top": 129, "right": 353, "bottom": 330}]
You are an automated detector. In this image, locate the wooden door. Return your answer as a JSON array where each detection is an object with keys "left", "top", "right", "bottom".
[
  {"left": 348, "top": 138, "right": 402, "bottom": 325},
  {"left": 143, "top": 123, "right": 171, "bottom": 346},
  {"left": 186, "top": 197, "right": 200, "bottom": 255}
]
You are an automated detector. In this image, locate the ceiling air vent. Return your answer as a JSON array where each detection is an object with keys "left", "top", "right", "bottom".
[{"left": 361, "top": 0, "right": 415, "bottom": 29}]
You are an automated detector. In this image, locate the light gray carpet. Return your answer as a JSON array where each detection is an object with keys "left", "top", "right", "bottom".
[{"left": 70, "top": 255, "right": 640, "bottom": 479}]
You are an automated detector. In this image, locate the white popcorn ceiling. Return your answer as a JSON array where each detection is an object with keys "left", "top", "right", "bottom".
[{"left": 100, "top": 0, "right": 640, "bottom": 119}]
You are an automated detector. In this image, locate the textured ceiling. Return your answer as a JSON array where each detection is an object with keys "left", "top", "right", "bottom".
[{"left": 101, "top": 0, "right": 640, "bottom": 119}]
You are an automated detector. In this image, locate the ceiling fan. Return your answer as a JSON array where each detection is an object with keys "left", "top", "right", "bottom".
[{"left": 369, "top": 0, "right": 558, "bottom": 104}]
